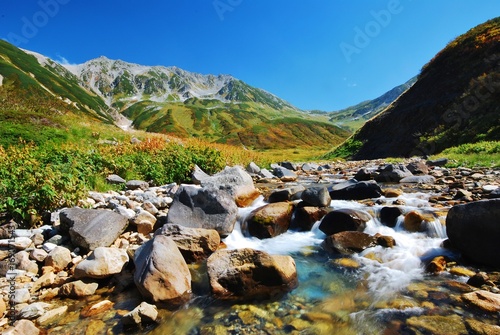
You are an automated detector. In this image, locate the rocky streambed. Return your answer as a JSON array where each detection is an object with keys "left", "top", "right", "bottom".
[{"left": 1, "top": 158, "right": 500, "bottom": 335}]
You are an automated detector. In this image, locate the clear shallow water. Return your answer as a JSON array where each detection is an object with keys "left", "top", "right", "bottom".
[{"left": 43, "top": 190, "right": 494, "bottom": 335}]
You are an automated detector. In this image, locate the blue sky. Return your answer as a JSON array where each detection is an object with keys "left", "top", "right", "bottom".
[{"left": 1, "top": 1, "right": 500, "bottom": 111}]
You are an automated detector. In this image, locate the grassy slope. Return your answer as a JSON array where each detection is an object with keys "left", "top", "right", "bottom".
[
  {"left": 121, "top": 98, "right": 351, "bottom": 150},
  {"left": 325, "top": 17, "right": 500, "bottom": 160},
  {"left": 0, "top": 40, "right": 112, "bottom": 123}
]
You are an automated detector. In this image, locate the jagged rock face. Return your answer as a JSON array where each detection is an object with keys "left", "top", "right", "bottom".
[
  {"left": 65, "top": 56, "right": 296, "bottom": 110},
  {"left": 59, "top": 208, "right": 129, "bottom": 251},
  {"left": 207, "top": 248, "right": 297, "bottom": 300},
  {"left": 166, "top": 185, "right": 238, "bottom": 237},
  {"left": 446, "top": 199, "right": 500, "bottom": 267}
]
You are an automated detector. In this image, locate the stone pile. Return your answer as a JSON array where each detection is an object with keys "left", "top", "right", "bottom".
[{"left": 0, "top": 158, "right": 499, "bottom": 334}]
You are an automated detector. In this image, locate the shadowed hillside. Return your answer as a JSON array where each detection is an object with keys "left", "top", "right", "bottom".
[{"left": 326, "top": 17, "right": 500, "bottom": 159}]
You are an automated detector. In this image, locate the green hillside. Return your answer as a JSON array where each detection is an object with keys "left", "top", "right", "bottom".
[
  {"left": 121, "top": 98, "right": 349, "bottom": 149},
  {"left": 326, "top": 17, "right": 500, "bottom": 160}
]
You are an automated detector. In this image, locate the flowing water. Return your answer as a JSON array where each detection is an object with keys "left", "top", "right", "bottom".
[{"left": 43, "top": 182, "right": 496, "bottom": 334}]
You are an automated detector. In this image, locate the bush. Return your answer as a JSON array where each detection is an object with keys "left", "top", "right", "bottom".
[{"left": 0, "top": 138, "right": 226, "bottom": 227}]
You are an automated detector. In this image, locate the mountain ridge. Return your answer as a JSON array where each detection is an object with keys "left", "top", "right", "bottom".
[{"left": 0, "top": 40, "right": 350, "bottom": 150}]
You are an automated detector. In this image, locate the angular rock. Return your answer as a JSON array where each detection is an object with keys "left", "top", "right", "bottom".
[
  {"left": 319, "top": 209, "right": 371, "bottom": 236},
  {"left": 291, "top": 206, "right": 329, "bottom": 231},
  {"left": 131, "top": 209, "right": 157, "bottom": 235},
  {"left": 106, "top": 174, "right": 126, "bottom": 184},
  {"left": 166, "top": 185, "right": 238, "bottom": 237},
  {"left": 279, "top": 161, "right": 298, "bottom": 171},
  {"left": 354, "top": 168, "right": 373, "bottom": 181},
  {"left": 246, "top": 202, "right": 294, "bottom": 239},
  {"left": 199, "top": 166, "right": 261, "bottom": 207},
  {"left": 13, "top": 288, "right": 31, "bottom": 304},
  {"left": 45, "top": 246, "right": 71, "bottom": 272},
  {"left": 155, "top": 224, "right": 220, "bottom": 263},
  {"left": 329, "top": 180, "right": 382, "bottom": 200},
  {"left": 191, "top": 164, "right": 210, "bottom": 185},
  {"left": 301, "top": 163, "right": 319, "bottom": 172},
  {"left": 12, "top": 250, "right": 38, "bottom": 274},
  {"left": 426, "top": 256, "right": 448, "bottom": 274},
  {"left": 273, "top": 166, "right": 298, "bottom": 182},
  {"left": 134, "top": 235, "right": 192, "bottom": 305},
  {"left": 207, "top": 248, "right": 298, "bottom": 300},
  {"left": 59, "top": 280, "right": 98, "bottom": 298},
  {"left": 268, "top": 185, "right": 305, "bottom": 203},
  {"left": 30, "top": 271, "right": 56, "bottom": 293},
  {"left": 259, "top": 168, "right": 275, "bottom": 179},
  {"left": 322, "top": 231, "right": 376, "bottom": 255},
  {"left": 246, "top": 162, "right": 261, "bottom": 174},
  {"left": 466, "top": 319, "right": 500, "bottom": 335},
  {"left": 0, "top": 236, "right": 33, "bottom": 250},
  {"left": 122, "top": 301, "right": 158, "bottom": 326},
  {"left": 379, "top": 206, "right": 402, "bottom": 228},
  {"left": 81, "top": 300, "right": 114, "bottom": 317},
  {"left": 301, "top": 186, "right": 331, "bottom": 207},
  {"left": 74, "top": 247, "right": 129, "bottom": 279},
  {"left": 30, "top": 248, "right": 48, "bottom": 262},
  {"left": 462, "top": 290, "right": 500, "bottom": 313},
  {"left": 426, "top": 158, "right": 448, "bottom": 167},
  {"left": 19, "top": 302, "right": 53, "bottom": 320},
  {"left": 126, "top": 180, "right": 149, "bottom": 190},
  {"left": 374, "top": 233, "right": 396, "bottom": 248},
  {"left": 403, "top": 211, "right": 425, "bottom": 232},
  {"left": 446, "top": 199, "right": 500, "bottom": 267},
  {"left": 406, "top": 160, "right": 429, "bottom": 175},
  {"left": 36, "top": 305, "right": 68, "bottom": 326},
  {"left": 3, "top": 320, "right": 40, "bottom": 335},
  {"left": 400, "top": 175, "right": 436, "bottom": 184},
  {"left": 375, "top": 164, "right": 413, "bottom": 183},
  {"left": 60, "top": 208, "right": 129, "bottom": 251}
]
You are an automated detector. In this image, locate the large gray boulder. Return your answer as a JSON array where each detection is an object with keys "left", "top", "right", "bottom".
[
  {"left": 446, "top": 199, "right": 500, "bottom": 267},
  {"left": 133, "top": 235, "right": 192, "bottom": 305},
  {"left": 155, "top": 224, "right": 220, "bottom": 263},
  {"left": 375, "top": 164, "right": 413, "bottom": 182},
  {"left": 301, "top": 186, "right": 331, "bottom": 207},
  {"left": 207, "top": 248, "right": 297, "bottom": 300},
  {"left": 60, "top": 208, "right": 129, "bottom": 251},
  {"left": 74, "top": 247, "right": 129, "bottom": 279},
  {"left": 400, "top": 175, "right": 436, "bottom": 184},
  {"left": 329, "top": 180, "right": 382, "bottom": 200},
  {"left": 199, "top": 166, "right": 261, "bottom": 207},
  {"left": 319, "top": 208, "right": 371, "bottom": 236},
  {"left": 273, "top": 166, "right": 298, "bottom": 182},
  {"left": 166, "top": 185, "right": 238, "bottom": 237}
]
